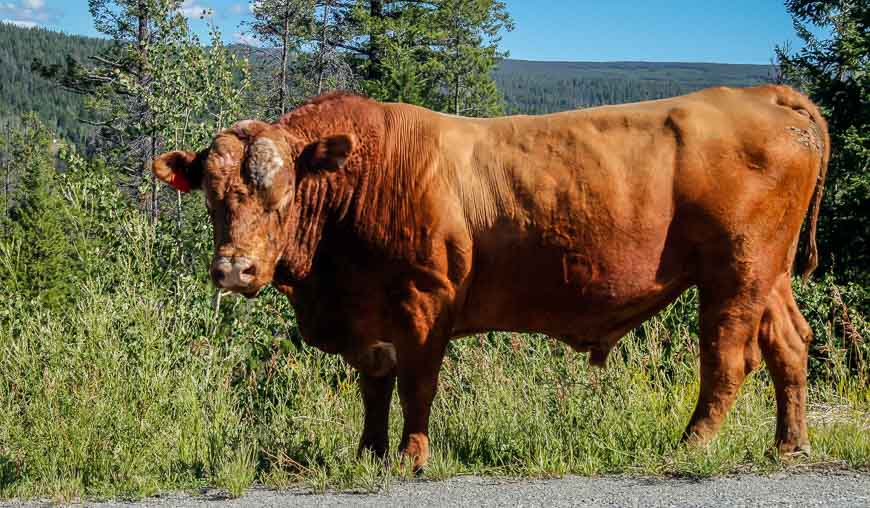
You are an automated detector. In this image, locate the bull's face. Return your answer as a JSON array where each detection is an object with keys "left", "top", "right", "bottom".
[{"left": 152, "top": 120, "right": 354, "bottom": 296}]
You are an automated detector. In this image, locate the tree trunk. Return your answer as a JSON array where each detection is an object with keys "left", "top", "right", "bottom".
[
  {"left": 137, "top": 0, "right": 149, "bottom": 74},
  {"left": 454, "top": 73, "right": 461, "bottom": 115},
  {"left": 280, "top": 5, "right": 291, "bottom": 116},
  {"left": 368, "top": 0, "right": 384, "bottom": 82},
  {"left": 136, "top": 0, "right": 157, "bottom": 225},
  {"left": 454, "top": 40, "right": 461, "bottom": 115},
  {"left": 317, "top": 0, "right": 332, "bottom": 95}
]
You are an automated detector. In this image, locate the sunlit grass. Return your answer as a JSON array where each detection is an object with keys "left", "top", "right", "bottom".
[{"left": 0, "top": 219, "right": 867, "bottom": 501}]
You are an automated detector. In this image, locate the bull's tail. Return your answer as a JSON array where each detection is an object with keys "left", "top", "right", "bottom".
[{"left": 783, "top": 88, "right": 830, "bottom": 281}]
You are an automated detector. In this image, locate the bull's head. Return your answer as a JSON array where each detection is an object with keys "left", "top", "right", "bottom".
[{"left": 152, "top": 120, "right": 354, "bottom": 296}]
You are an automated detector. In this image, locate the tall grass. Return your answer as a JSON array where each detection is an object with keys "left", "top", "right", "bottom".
[{"left": 0, "top": 211, "right": 867, "bottom": 501}]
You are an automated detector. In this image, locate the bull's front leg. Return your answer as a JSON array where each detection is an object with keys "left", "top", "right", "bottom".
[
  {"left": 353, "top": 317, "right": 450, "bottom": 472},
  {"left": 391, "top": 237, "right": 467, "bottom": 473},
  {"left": 358, "top": 372, "right": 396, "bottom": 458},
  {"left": 341, "top": 342, "right": 398, "bottom": 460},
  {"left": 395, "top": 336, "right": 448, "bottom": 474}
]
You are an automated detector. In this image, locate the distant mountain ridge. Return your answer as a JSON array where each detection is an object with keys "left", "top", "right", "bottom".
[
  {"left": 498, "top": 59, "right": 774, "bottom": 83},
  {"left": 494, "top": 59, "right": 775, "bottom": 114},
  {"left": 0, "top": 22, "right": 775, "bottom": 149}
]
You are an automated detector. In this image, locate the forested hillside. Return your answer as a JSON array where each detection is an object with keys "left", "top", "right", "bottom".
[
  {"left": 0, "top": 23, "right": 109, "bottom": 149},
  {"left": 495, "top": 59, "right": 774, "bottom": 113},
  {"left": 1, "top": 22, "right": 773, "bottom": 150}
]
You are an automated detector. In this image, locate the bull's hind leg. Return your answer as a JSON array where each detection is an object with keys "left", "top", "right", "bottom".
[
  {"left": 758, "top": 274, "right": 812, "bottom": 455},
  {"left": 683, "top": 282, "right": 767, "bottom": 444}
]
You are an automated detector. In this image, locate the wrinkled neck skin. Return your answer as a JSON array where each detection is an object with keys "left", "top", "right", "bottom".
[
  {"left": 267, "top": 98, "right": 436, "bottom": 357},
  {"left": 271, "top": 96, "right": 413, "bottom": 296},
  {"left": 275, "top": 171, "right": 342, "bottom": 285}
]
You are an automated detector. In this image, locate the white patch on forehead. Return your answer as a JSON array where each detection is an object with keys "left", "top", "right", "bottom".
[{"left": 248, "top": 137, "right": 284, "bottom": 188}]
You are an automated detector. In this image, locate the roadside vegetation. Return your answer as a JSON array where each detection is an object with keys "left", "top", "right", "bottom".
[
  {"left": 0, "top": 0, "right": 867, "bottom": 502},
  {"left": 0, "top": 194, "right": 867, "bottom": 500}
]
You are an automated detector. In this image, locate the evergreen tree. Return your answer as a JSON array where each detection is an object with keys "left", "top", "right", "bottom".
[
  {"left": 1, "top": 22, "right": 109, "bottom": 150},
  {"left": 34, "top": 0, "right": 189, "bottom": 222},
  {"left": 0, "top": 115, "right": 75, "bottom": 307},
  {"left": 776, "top": 0, "right": 869, "bottom": 284},
  {"left": 36, "top": 4, "right": 251, "bottom": 240},
  {"left": 244, "top": 0, "right": 316, "bottom": 117},
  {"left": 429, "top": 0, "right": 513, "bottom": 116},
  {"left": 341, "top": 0, "right": 513, "bottom": 116},
  {"left": 310, "top": 0, "right": 358, "bottom": 95},
  {"left": 143, "top": 23, "right": 253, "bottom": 253},
  {"left": 1, "top": 123, "right": 11, "bottom": 224}
]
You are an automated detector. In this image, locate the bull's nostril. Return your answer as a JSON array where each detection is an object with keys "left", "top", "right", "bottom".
[{"left": 242, "top": 264, "right": 257, "bottom": 277}]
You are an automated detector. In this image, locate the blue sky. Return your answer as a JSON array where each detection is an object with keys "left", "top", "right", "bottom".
[{"left": 1, "top": 0, "right": 809, "bottom": 64}]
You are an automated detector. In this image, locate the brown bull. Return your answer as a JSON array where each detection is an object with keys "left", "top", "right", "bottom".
[{"left": 153, "top": 85, "right": 829, "bottom": 472}]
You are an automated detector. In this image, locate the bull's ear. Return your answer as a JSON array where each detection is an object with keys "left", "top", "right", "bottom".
[
  {"left": 152, "top": 150, "right": 204, "bottom": 192},
  {"left": 299, "top": 134, "right": 355, "bottom": 172}
]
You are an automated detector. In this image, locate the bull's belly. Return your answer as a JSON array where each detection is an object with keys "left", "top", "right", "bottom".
[{"left": 452, "top": 244, "right": 692, "bottom": 344}]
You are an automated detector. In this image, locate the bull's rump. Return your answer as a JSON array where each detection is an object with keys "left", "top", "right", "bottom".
[{"left": 444, "top": 85, "right": 824, "bottom": 340}]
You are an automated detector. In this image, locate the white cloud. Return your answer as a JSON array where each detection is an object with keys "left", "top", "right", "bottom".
[
  {"left": 179, "top": 0, "right": 213, "bottom": 18},
  {"left": 233, "top": 32, "right": 256, "bottom": 46},
  {"left": 0, "top": 0, "right": 60, "bottom": 28},
  {"left": 0, "top": 0, "right": 56, "bottom": 27},
  {"left": 1, "top": 18, "right": 36, "bottom": 27},
  {"left": 229, "top": 2, "right": 244, "bottom": 15}
]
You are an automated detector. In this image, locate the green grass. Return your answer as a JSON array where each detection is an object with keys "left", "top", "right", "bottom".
[{"left": 0, "top": 217, "right": 868, "bottom": 502}]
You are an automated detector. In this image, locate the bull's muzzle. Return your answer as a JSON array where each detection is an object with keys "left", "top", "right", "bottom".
[{"left": 211, "top": 256, "right": 259, "bottom": 293}]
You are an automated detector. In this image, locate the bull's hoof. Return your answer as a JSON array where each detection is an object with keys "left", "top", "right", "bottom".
[
  {"left": 778, "top": 442, "right": 812, "bottom": 459},
  {"left": 680, "top": 428, "right": 714, "bottom": 448},
  {"left": 357, "top": 436, "right": 389, "bottom": 462},
  {"left": 399, "top": 435, "right": 429, "bottom": 476},
  {"left": 398, "top": 451, "right": 427, "bottom": 476}
]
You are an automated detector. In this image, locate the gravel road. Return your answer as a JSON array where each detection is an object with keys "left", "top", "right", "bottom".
[{"left": 7, "top": 471, "right": 870, "bottom": 507}]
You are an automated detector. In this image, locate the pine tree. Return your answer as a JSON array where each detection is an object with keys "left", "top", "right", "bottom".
[
  {"left": 340, "top": 0, "right": 513, "bottom": 116},
  {"left": 34, "top": 0, "right": 189, "bottom": 222},
  {"left": 36, "top": 3, "right": 251, "bottom": 251},
  {"left": 310, "top": 0, "right": 358, "bottom": 95},
  {"left": 429, "top": 0, "right": 513, "bottom": 116},
  {"left": 143, "top": 23, "right": 254, "bottom": 251},
  {"left": 776, "top": 0, "right": 870, "bottom": 284},
  {"left": 0, "top": 115, "right": 75, "bottom": 306},
  {"left": 244, "top": 0, "right": 316, "bottom": 117}
]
